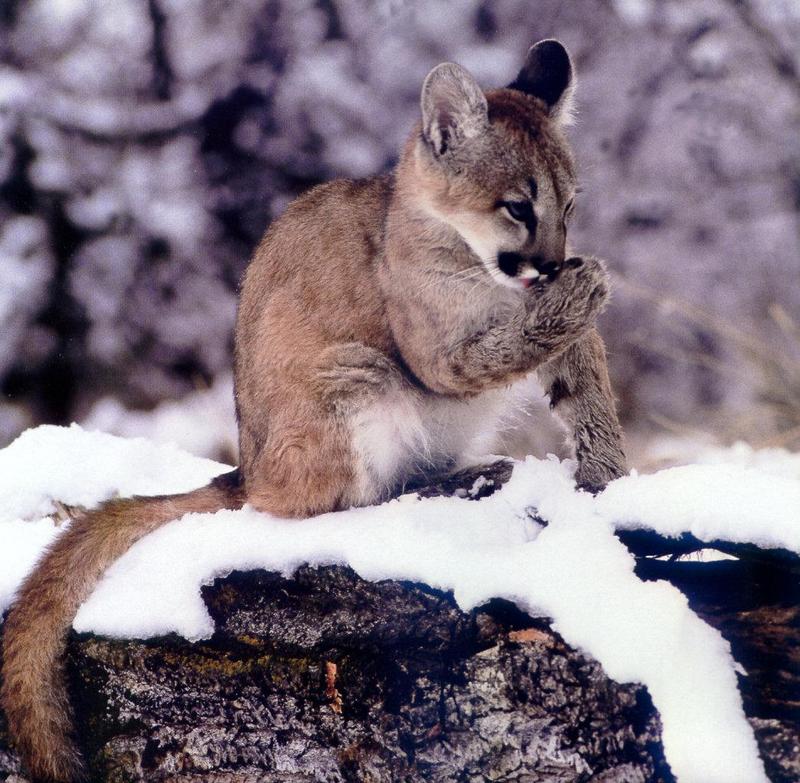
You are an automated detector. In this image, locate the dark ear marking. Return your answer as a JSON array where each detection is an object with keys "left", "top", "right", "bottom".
[
  {"left": 508, "top": 39, "right": 574, "bottom": 122},
  {"left": 437, "top": 127, "right": 451, "bottom": 156}
]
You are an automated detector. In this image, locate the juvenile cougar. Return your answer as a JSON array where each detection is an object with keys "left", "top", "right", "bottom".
[{"left": 2, "top": 40, "right": 625, "bottom": 781}]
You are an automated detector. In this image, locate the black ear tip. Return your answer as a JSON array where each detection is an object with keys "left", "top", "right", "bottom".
[
  {"left": 508, "top": 39, "right": 573, "bottom": 109},
  {"left": 529, "top": 39, "right": 572, "bottom": 77}
]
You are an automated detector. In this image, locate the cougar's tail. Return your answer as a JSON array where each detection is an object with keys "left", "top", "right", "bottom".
[{"left": 1, "top": 470, "right": 244, "bottom": 782}]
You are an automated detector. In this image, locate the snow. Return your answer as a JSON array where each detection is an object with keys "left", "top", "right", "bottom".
[
  {"left": 0, "top": 424, "right": 225, "bottom": 525},
  {"left": 642, "top": 434, "right": 800, "bottom": 481},
  {"left": 1, "top": 427, "right": 794, "bottom": 782},
  {"left": 696, "top": 440, "right": 800, "bottom": 481},
  {"left": 599, "top": 464, "right": 800, "bottom": 552},
  {"left": 0, "top": 518, "right": 62, "bottom": 622},
  {"left": 81, "top": 374, "right": 237, "bottom": 460},
  {"left": 613, "top": 0, "right": 654, "bottom": 25}
]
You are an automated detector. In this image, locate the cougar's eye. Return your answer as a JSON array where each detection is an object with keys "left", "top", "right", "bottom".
[
  {"left": 564, "top": 198, "right": 575, "bottom": 217},
  {"left": 502, "top": 200, "right": 533, "bottom": 223}
]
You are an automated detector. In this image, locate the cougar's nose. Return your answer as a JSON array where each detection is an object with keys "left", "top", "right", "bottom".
[
  {"left": 497, "top": 251, "right": 524, "bottom": 277},
  {"left": 498, "top": 252, "right": 563, "bottom": 280}
]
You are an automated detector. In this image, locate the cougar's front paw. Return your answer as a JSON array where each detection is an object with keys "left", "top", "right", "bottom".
[
  {"left": 312, "top": 342, "right": 402, "bottom": 411},
  {"left": 528, "top": 257, "right": 610, "bottom": 347},
  {"left": 574, "top": 455, "right": 625, "bottom": 495},
  {"left": 560, "top": 256, "right": 610, "bottom": 322}
]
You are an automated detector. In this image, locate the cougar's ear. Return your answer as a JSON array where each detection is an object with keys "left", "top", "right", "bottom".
[
  {"left": 421, "top": 62, "right": 488, "bottom": 158},
  {"left": 509, "top": 39, "right": 575, "bottom": 124}
]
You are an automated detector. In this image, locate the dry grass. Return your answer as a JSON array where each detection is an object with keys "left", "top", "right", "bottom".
[{"left": 615, "top": 276, "right": 800, "bottom": 451}]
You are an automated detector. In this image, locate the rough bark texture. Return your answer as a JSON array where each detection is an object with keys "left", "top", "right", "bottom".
[
  {"left": 1, "top": 564, "right": 670, "bottom": 783},
  {"left": 1, "top": 561, "right": 798, "bottom": 783}
]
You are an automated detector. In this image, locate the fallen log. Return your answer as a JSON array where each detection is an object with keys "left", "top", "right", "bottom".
[{"left": 0, "top": 463, "right": 797, "bottom": 782}]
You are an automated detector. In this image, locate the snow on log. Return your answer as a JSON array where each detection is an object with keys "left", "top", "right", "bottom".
[{"left": 1, "top": 426, "right": 799, "bottom": 781}]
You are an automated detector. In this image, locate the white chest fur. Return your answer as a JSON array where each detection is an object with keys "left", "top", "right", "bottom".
[{"left": 349, "top": 373, "right": 551, "bottom": 504}]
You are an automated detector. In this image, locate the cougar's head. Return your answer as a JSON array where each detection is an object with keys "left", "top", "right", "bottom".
[{"left": 416, "top": 40, "right": 578, "bottom": 290}]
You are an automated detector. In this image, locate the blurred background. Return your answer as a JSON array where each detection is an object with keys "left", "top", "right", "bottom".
[{"left": 1, "top": 0, "right": 799, "bottom": 468}]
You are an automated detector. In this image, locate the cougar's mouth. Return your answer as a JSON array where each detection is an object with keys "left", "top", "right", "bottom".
[{"left": 496, "top": 252, "right": 562, "bottom": 286}]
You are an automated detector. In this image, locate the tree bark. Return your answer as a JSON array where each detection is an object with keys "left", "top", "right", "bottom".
[{"left": 1, "top": 564, "right": 670, "bottom": 782}]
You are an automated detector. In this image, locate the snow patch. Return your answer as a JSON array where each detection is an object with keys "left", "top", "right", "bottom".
[
  {"left": 81, "top": 375, "right": 237, "bottom": 460},
  {"left": 598, "top": 463, "right": 800, "bottom": 552},
  {"left": 0, "top": 424, "right": 227, "bottom": 524}
]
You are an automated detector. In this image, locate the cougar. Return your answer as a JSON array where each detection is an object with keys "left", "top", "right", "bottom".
[{"left": 2, "top": 39, "right": 625, "bottom": 781}]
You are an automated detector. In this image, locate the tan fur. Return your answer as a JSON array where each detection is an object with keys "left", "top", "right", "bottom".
[{"left": 2, "top": 40, "right": 625, "bottom": 781}]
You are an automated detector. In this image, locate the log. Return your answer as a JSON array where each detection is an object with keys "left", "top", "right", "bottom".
[{"left": 1, "top": 565, "right": 669, "bottom": 782}]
